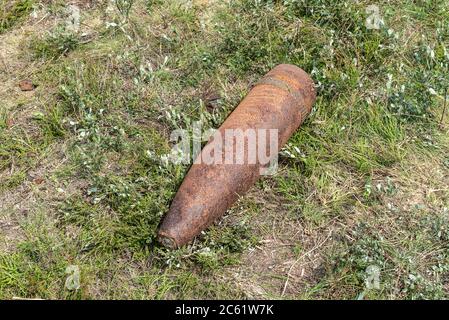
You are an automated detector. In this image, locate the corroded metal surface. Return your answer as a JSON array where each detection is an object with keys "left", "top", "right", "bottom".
[{"left": 157, "top": 64, "right": 317, "bottom": 248}]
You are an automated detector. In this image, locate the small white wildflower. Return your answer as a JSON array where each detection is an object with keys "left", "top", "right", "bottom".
[
  {"left": 93, "top": 197, "right": 102, "bottom": 204},
  {"left": 160, "top": 154, "right": 170, "bottom": 167},
  {"left": 31, "top": 9, "right": 38, "bottom": 19},
  {"left": 365, "top": 97, "right": 372, "bottom": 105},
  {"left": 386, "top": 74, "right": 393, "bottom": 90},
  {"left": 426, "top": 46, "right": 435, "bottom": 59},
  {"left": 105, "top": 22, "right": 118, "bottom": 28},
  {"left": 146, "top": 150, "right": 154, "bottom": 158},
  {"left": 163, "top": 56, "right": 169, "bottom": 66}
]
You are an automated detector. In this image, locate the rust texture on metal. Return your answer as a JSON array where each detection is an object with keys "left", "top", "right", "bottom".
[{"left": 157, "top": 64, "right": 317, "bottom": 248}]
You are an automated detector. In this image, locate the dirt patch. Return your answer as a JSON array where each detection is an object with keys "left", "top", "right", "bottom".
[
  {"left": 384, "top": 151, "right": 449, "bottom": 213},
  {"left": 222, "top": 187, "right": 340, "bottom": 298},
  {"left": 0, "top": 9, "right": 55, "bottom": 112},
  {"left": 0, "top": 141, "right": 87, "bottom": 252}
]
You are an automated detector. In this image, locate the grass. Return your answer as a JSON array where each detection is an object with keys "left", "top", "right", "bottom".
[
  {"left": 0, "top": 0, "right": 34, "bottom": 34},
  {"left": 0, "top": 0, "right": 448, "bottom": 299}
]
